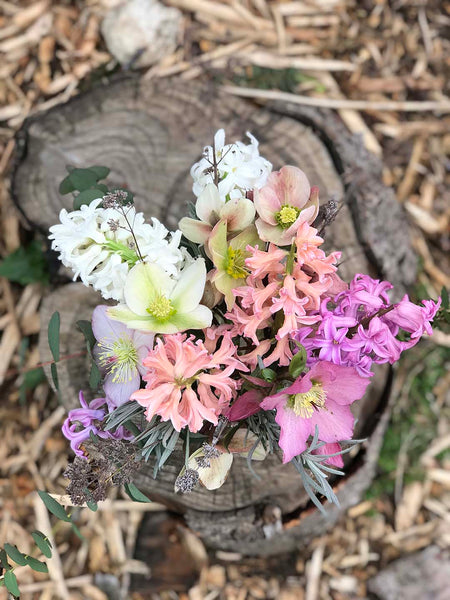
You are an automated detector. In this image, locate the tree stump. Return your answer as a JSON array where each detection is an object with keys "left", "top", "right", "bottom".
[{"left": 13, "top": 76, "right": 417, "bottom": 556}]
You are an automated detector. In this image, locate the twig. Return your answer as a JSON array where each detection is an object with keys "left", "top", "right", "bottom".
[{"left": 222, "top": 85, "right": 450, "bottom": 112}]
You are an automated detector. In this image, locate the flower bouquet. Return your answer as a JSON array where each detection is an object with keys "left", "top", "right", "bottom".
[{"left": 49, "top": 130, "right": 440, "bottom": 511}]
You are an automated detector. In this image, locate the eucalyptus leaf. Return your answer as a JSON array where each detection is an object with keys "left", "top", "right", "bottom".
[
  {"left": 24, "top": 556, "right": 48, "bottom": 573},
  {"left": 37, "top": 491, "right": 71, "bottom": 522},
  {"left": 31, "top": 532, "right": 52, "bottom": 559},
  {"left": 73, "top": 188, "right": 104, "bottom": 210},
  {"left": 124, "top": 482, "right": 152, "bottom": 503},
  {"left": 4, "top": 544, "right": 27, "bottom": 567},
  {"left": 4, "top": 570, "right": 20, "bottom": 598},
  {"left": 47, "top": 312, "right": 60, "bottom": 362}
]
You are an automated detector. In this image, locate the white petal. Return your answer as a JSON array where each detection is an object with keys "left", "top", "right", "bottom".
[
  {"left": 124, "top": 262, "right": 175, "bottom": 316},
  {"left": 171, "top": 259, "right": 207, "bottom": 313},
  {"left": 195, "top": 184, "right": 223, "bottom": 224}
]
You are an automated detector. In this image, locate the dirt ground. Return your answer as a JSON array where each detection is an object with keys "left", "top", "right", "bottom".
[{"left": 0, "top": 1, "right": 449, "bottom": 599}]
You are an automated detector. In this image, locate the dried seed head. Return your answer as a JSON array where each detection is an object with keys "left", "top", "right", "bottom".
[{"left": 175, "top": 468, "right": 199, "bottom": 494}]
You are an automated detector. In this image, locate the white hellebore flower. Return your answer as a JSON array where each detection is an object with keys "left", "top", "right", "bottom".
[
  {"left": 190, "top": 129, "right": 272, "bottom": 202},
  {"left": 107, "top": 258, "right": 212, "bottom": 334},
  {"left": 179, "top": 183, "right": 256, "bottom": 244},
  {"left": 49, "top": 198, "right": 184, "bottom": 302}
]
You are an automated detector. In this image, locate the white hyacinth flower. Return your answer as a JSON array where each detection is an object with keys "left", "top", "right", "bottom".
[
  {"left": 49, "top": 198, "right": 185, "bottom": 301},
  {"left": 190, "top": 129, "right": 272, "bottom": 202}
]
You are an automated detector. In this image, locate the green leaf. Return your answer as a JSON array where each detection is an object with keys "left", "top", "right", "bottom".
[
  {"left": 48, "top": 312, "right": 60, "bottom": 362},
  {"left": 0, "top": 549, "right": 9, "bottom": 570},
  {"left": 289, "top": 344, "right": 307, "bottom": 379},
  {"left": 37, "top": 491, "right": 71, "bottom": 522},
  {"left": 73, "top": 188, "right": 105, "bottom": 210},
  {"left": 4, "top": 545, "right": 27, "bottom": 566},
  {"left": 4, "top": 569, "right": 20, "bottom": 598},
  {"left": 86, "top": 500, "right": 98, "bottom": 512},
  {"left": 71, "top": 522, "right": 84, "bottom": 541},
  {"left": 76, "top": 320, "right": 96, "bottom": 349},
  {"left": 89, "top": 166, "right": 110, "bottom": 179},
  {"left": 59, "top": 174, "right": 76, "bottom": 194},
  {"left": 24, "top": 556, "right": 48, "bottom": 573},
  {"left": 441, "top": 286, "right": 449, "bottom": 309},
  {"left": 50, "top": 362, "right": 59, "bottom": 391},
  {"left": 65, "top": 168, "right": 99, "bottom": 192},
  {"left": 0, "top": 241, "right": 49, "bottom": 286},
  {"left": 124, "top": 483, "right": 152, "bottom": 503},
  {"left": 31, "top": 532, "right": 52, "bottom": 559},
  {"left": 260, "top": 368, "right": 277, "bottom": 382},
  {"left": 89, "top": 363, "right": 102, "bottom": 391},
  {"left": 19, "top": 367, "right": 46, "bottom": 405},
  {"left": 95, "top": 183, "right": 109, "bottom": 193}
]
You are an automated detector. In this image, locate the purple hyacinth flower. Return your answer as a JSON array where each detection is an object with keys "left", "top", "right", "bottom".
[
  {"left": 92, "top": 305, "right": 154, "bottom": 406},
  {"left": 62, "top": 391, "right": 133, "bottom": 458}
]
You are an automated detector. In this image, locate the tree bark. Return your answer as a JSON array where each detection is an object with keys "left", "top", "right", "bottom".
[{"left": 13, "top": 76, "right": 416, "bottom": 555}]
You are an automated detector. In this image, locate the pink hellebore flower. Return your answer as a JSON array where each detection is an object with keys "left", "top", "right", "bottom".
[
  {"left": 260, "top": 361, "right": 370, "bottom": 463},
  {"left": 254, "top": 166, "right": 319, "bottom": 245},
  {"left": 179, "top": 183, "right": 256, "bottom": 245},
  {"left": 130, "top": 333, "right": 247, "bottom": 433}
]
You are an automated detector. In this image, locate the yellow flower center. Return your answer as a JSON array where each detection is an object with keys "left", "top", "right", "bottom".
[
  {"left": 226, "top": 247, "right": 248, "bottom": 279},
  {"left": 98, "top": 335, "right": 138, "bottom": 383},
  {"left": 287, "top": 383, "right": 327, "bottom": 418},
  {"left": 275, "top": 205, "right": 300, "bottom": 229},
  {"left": 146, "top": 294, "right": 176, "bottom": 321}
]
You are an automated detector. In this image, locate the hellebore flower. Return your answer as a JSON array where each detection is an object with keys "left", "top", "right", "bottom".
[
  {"left": 92, "top": 305, "right": 154, "bottom": 406},
  {"left": 107, "top": 259, "right": 212, "bottom": 334},
  {"left": 208, "top": 220, "right": 260, "bottom": 309},
  {"left": 260, "top": 361, "right": 370, "bottom": 463},
  {"left": 254, "top": 166, "right": 319, "bottom": 245},
  {"left": 62, "top": 391, "right": 132, "bottom": 458},
  {"left": 179, "top": 183, "right": 256, "bottom": 245}
]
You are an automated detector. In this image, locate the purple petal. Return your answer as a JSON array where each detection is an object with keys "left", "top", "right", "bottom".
[
  {"left": 92, "top": 305, "right": 129, "bottom": 344},
  {"left": 104, "top": 372, "right": 141, "bottom": 407}
]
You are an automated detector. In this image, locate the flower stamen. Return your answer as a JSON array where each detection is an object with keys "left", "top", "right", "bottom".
[
  {"left": 226, "top": 247, "right": 248, "bottom": 279},
  {"left": 275, "top": 205, "right": 300, "bottom": 229},
  {"left": 146, "top": 294, "right": 176, "bottom": 321},
  {"left": 288, "top": 383, "right": 327, "bottom": 418}
]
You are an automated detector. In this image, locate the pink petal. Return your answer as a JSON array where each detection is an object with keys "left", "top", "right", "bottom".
[
  {"left": 226, "top": 390, "right": 263, "bottom": 421},
  {"left": 308, "top": 362, "right": 370, "bottom": 405},
  {"left": 274, "top": 403, "right": 312, "bottom": 463},
  {"left": 308, "top": 399, "right": 354, "bottom": 444},
  {"left": 273, "top": 166, "right": 311, "bottom": 208},
  {"left": 92, "top": 305, "right": 129, "bottom": 343},
  {"left": 253, "top": 186, "right": 280, "bottom": 224},
  {"left": 313, "top": 442, "right": 344, "bottom": 468}
]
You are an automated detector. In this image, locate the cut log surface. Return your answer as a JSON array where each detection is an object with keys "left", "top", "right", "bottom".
[{"left": 14, "top": 76, "right": 417, "bottom": 555}]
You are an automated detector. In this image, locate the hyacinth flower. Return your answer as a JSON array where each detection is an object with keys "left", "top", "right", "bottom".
[
  {"left": 190, "top": 128, "right": 272, "bottom": 201},
  {"left": 131, "top": 332, "right": 247, "bottom": 432},
  {"left": 107, "top": 258, "right": 212, "bottom": 334},
  {"left": 92, "top": 305, "right": 154, "bottom": 406},
  {"left": 179, "top": 183, "right": 256, "bottom": 245},
  {"left": 208, "top": 220, "right": 260, "bottom": 309},
  {"left": 295, "top": 274, "right": 441, "bottom": 377},
  {"left": 62, "top": 392, "right": 132, "bottom": 458},
  {"left": 260, "top": 361, "right": 370, "bottom": 463},
  {"left": 254, "top": 166, "right": 320, "bottom": 245}
]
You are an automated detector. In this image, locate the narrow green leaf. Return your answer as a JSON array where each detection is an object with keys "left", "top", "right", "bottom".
[
  {"left": 441, "top": 286, "right": 449, "bottom": 309},
  {"left": 76, "top": 320, "right": 96, "bottom": 350},
  {"left": 24, "top": 556, "right": 48, "bottom": 573},
  {"left": 31, "top": 532, "right": 52, "bottom": 559},
  {"left": 19, "top": 367, "right": 46, "bottom": 405},
  {"left": 289, "top": 344, "right": 307, "bottom": 379},
  {"left": 86, "top": 500, "right": 98, "bottom": 512},
  {"left": 0, "top": 549, "right": 9, "bottom": 569},
  {"left": 89, "top": 363, "right": 102, "bottom": 391},
  {"left": 124, "top": 482, "right": 152, "bottom": 503},
  {"left": 4, "top": 545, "right": 27, "bottom": 566},
  {"left": 89, "top": 166, "right": 110, "bottom": 179},
  {"left": 73, "top": 188, "right": 105, "bottom": 210},
  {"left": 37, "top": 491, "right": 71, "bottom": 522},
  {"left": 48, "top": 312, "right": 60, "bottom": 362},
  {"left": 71, "top": 523, "right": 84, "bottom": 541},
  {"left": 50, "top": 362, "right": 59, "bottom": 391},
  {"left": 4, "top": 570, "right": 20, "bottom": 597}
]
